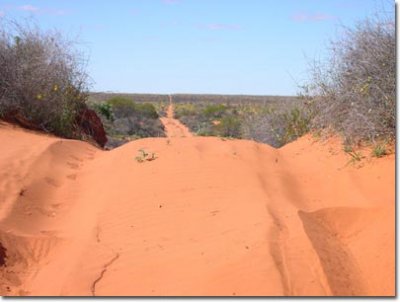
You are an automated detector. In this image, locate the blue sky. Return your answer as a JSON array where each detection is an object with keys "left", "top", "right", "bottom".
[{"left": 0, "top": 0, "right": 394, "bottom": 95}]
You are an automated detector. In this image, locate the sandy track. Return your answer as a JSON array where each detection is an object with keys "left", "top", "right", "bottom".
[
  {"left": 0, "top": 122, "right": 394, "bottom": 296},
  {"left": 160, "top": 96, "right": 193, "bottom": 138}
]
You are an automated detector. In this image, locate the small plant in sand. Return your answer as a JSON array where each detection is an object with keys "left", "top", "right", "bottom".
[
  {"left": 372, "top": 144, "right": 387, "bottom": 158},
  {"left": 343, "top": 144, "right": 353, "bottom": 153},
  {"left": 135, "top": 149, "right": 157, "bottom": 163},
  {"left": 345, "top": 149, "right": 365, "bottom": 166}
]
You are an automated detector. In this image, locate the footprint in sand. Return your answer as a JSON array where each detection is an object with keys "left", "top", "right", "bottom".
[
  {"left": 67, "top": 162, "right": 80, "bottom": 170},
  {"left": 69, "top": 155, "right": 83, "bottom": 162},
  {"left": 40, "top": 230, "right": 57, "bottom": 236},
  {"left": 44, "top": 177, "right": 61, "bottom": 187},
  {"left": 66, "top": 174, "right": 77, "bottom": 180}
]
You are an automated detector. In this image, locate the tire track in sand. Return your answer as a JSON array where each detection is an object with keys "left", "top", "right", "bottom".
[{"left": 160, "top": 95, "right": 193, "bottom": 138}]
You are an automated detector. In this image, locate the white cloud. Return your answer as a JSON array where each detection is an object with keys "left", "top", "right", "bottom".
[
  {"left": 291, "top": 12, "right": 336, "bottom": 22},
  {"left": 18, "top": 5, "right": 39, "bottom": 12},
  {"left": 17, "top": 5, "right": 68, "bottom": 16}
]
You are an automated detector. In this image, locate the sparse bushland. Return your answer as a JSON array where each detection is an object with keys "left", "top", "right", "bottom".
[
  {"left": 174, "top": 99, "right": 310, "bottom": 146},
  {"left": 174, "top": 102, "right": 243, "bottom": 138},
  {"left": 171, "top": 94, "right": 298, "bottom": 105},
  {"left": 302, "top": 12, "right": 395, "bottom": 147},
  {"left": 91, "top": 97, "right": 165, "bottom": 149},
  {"left": 241, "top": 102, "right": 312, "bottom": 147},
  {"left": 0, "top": 20, "right": 92, "bottom": 139},
  {"left": 107, "top": 97, "right": 159, "bottom": 119}
]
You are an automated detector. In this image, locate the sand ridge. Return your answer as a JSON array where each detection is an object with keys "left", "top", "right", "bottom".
[{"left": 0, "top": 120, "right": 394, "bottom": 296}]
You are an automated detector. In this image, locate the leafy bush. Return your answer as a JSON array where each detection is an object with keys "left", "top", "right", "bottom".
[
  {"left": 0, "top": 20, "right": 89, "bottom": 138},
  {"left": 93, "top": 102, "right": 113, "bottom": 121},
  {"left": 303, "top": 13, "right": 395, "bottom": 143}
]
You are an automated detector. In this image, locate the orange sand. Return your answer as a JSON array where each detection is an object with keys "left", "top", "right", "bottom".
[{"left": 0, "top": 111, "right": 394, "bottom": 296}]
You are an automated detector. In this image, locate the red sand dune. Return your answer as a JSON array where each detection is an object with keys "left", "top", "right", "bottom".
[{"left": 0, "top": 109, "right": 394, "bottom": 296}]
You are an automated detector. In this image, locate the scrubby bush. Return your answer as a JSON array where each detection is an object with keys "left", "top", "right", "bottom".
[
  {"left": 134, "top": 103, "right": 159, "bottom": 119},
  {"left": 174, "top": 100, "right": 310, "bottom": 145},
  {"left": 174, "top": 102, "right": 242, "bottom": 138},
  {"left": 202, "top": 104, "right": 227, "bottom": 118},
  {"left": 303, "top": 12, "right": 395, "bottom": 143},
  {"left": 279, "top": 107, "right": 311, "bottom": 144},
  {"left": 92, "top": 102, "right": 113, "bottom": 121},
  {"left": 106, "top": 97, "right": 137, "bottom": 118},
  {"left": 0, "top": 20, "right": 89, "bottom": 138},
  {"left": 91, "top": 97, "right": 166, "bottom": 148},
  {"left": 174, "top": 103, "right": 197, "bottom": 119},
  {"left": 216, "top": 115, "right": 241, "bottom": 137},
  {"left": 106, "top": 97, "right": 159, "bottom": 119},
  {"left": 241, "top": 104, "right": 311, "bottom": 147}
]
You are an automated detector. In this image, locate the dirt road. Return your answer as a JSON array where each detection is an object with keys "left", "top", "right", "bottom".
[{"left": 160, "top": 95, "right": 192, "bottom": 138}]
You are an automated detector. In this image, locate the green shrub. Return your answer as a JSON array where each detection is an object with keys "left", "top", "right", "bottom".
[
  {"left": 134, "top": 103, "right": 159, "bottom": 119},
  {"left": 106, "top": 97, "right": 159, "bottom": 119},
  {"left": 372, "top": 144, "right": 387, "bottom": 158},
  {"left": 174, "top": 103, "right": 197, "bottom": 118},
  {"left": 107, "top": 97, "right": 136, "bottom": 118},
  {"left": 93, "top": 102, "right": 113, "bottom": 121},
  {"left": 216, "top": 115, "right": 241, "bottom": 138},
  {"left": 202, "top": 104, "right": 227, "bottom": 118}
]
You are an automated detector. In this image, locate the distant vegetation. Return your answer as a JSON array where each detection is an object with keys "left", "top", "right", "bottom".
[
  {"left": 89, "top": 93, "right": 169, "bottom": 117},
  {"left": 91, "top": 97, "right": 165, "bottom": 149},
  {"left": 174, "top": 102, "right": 242, "bottom": 138},
  {"left": 89, "top": 92, "right": 310, "bottom": 148},
  {"left": 173, "top": 99, "right": 310, "bottom": 147},
  {"left": 171, "top": 94, "right": 298, "bottom": 105},
  {"left": 0, "top": 20, "right": 91, "bottom": 140},
  {"left": 89, "top": 92, "right": 297, "bottom": 106}
]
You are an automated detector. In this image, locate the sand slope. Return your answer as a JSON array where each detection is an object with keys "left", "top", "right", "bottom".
[{"left": 0, "top": 119, "right": 394, "bottom": 296}]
